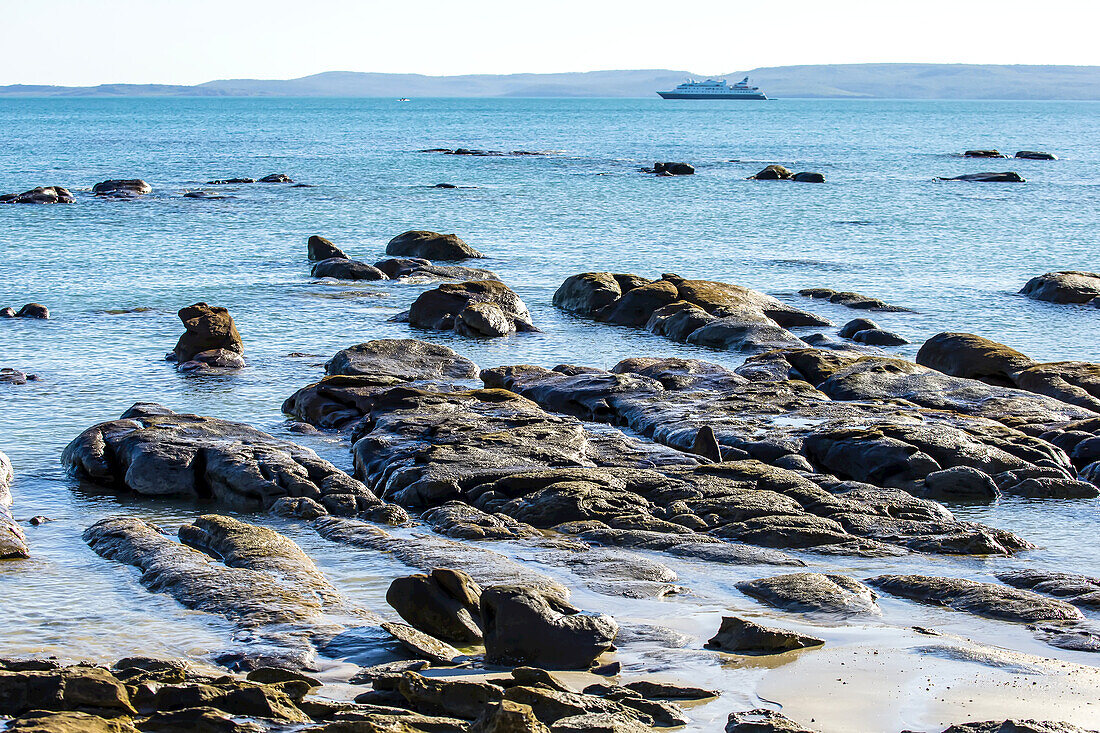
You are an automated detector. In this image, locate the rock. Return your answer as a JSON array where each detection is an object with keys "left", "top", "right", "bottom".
[
  {"left": 818, "top": 291, "right": 911, "bottom": 311},
  {"left": 995, "top": 569, "right": 1100, "bottom": 611},
  {"left": 207, "top": 178, "right": 255, "bottom": 184},
  {"left": 1, "top": 368, "right": 33, "bottom": 385},
  {"left": 269, "top": 496, "right": 327, "bottom": 519},
  {"left": 964, "top": 150, "right": 1007, "bottom": 158},
  {"left": 258, "top": 173, "right": 292, "bottom": 183},
  {"left": 551, "top": 712, "right": 651, "bottom": 732},
  {"left": 0, "top": 665, "right": 136, "bottom": 716},
  {"left": 852, "top": 328, "right": 909, "bottom": 346},
  {"left": 622, "top": 680, "right": 718, "bottom": 700},
  {"left": 937, "top": 172, "right": 1025, "bottom": 182},
  {"left": 387, "top": 568, "right": 483, "bottom": 643},
  {"left": 140, "top": 706, "right": 267, "bottom": 732},
  {"left": 4, "top": 710, "right": 136, "bottom": 732},
  {"left": 0, "top": 307, "right": 13, "bottom": 317},
  {"left": 311, "top": 258, "right": 388, "bottom": 281},
  {"left": 375, "top": 257, "right": 500, "bottom": 282},
  {"left": 308, "top": 235, "right": 348, "bottom": 261},
  {"left": 867, "top": 574, "right": 1084, "bottom": 622},
  {"left": 749, "top": 165, "right": 793, "bottom": 180},
  {"left": 838, "top": 318, "right": 878, "bottom": 338},
  {"left": 921, "top": 467, "right": 1000, "bottom": 501},
  {"left": 481, "top": 585, "right": 618, "bottom": 669},
  {"left": 1020, "top": 271, "right": 1100, "bottom": 304},
  {"left": 1, "top": 451, "right": 29, "bottom": 559},
  {"left": 349, "top": 659, "right": 430, "bottom": 685},
  {"left": 502, "top": 686, "right": 651, "bottom": 727},
  {"left": 421, "top": 501, "right": 537, "bottom": 540},
  {"left": 0, "top": 186, "right": 74, "bottom": 204},
  {"left": 14, "top": 303, "right": 49, "bottom": 319},
  {"left": 1015, "top": 151, "right": 1057, "bottom": 160},
  {"left": 646, "top": 162, "right": 694, "bottom": 175},
  {"left": 178, "top": 348, "right": 247, "bottom": 372},
  {"left": 325, "top": 339, "right": 479, "bottom": 381},
  {"left": 93, "top": 179, "right": 151, "bottom": 196},
  {"left": 791, "top": 172, "right": 825, "bottom": 183},
  {"left": 726, "top": 708, "right": 818, "bottom": 732},
  {"left": 472, "top": 699, "right": 551, "bottom": 732},
  {"left": 64, "top": 403, "right": 397, "bottom": 518},
  {"left": 386, "top": 230, "right": 484, "bottom": 260},
  {"left": 404, "top": 280, "right": 536, "bottom": 336},
  {"left": 941, "top": 721, "right": 1095, "bottom": 733},
  {"left": 181, "top": 190, "right": 229, "bottom": 200},
  {"left": 398, "top": 672, "right": 505, "bottom": 719},
  {"left": 552, "top": 273, "right": 648, "bottom": 316},
  {"left": 381, "top": 622, "right": 464, "bottom": 665},
  {"left": 168, "top": 303, "right": 242, "bottom": 365},
  {"left": 736, "top": 573, "right": 880, "bottom": 616},
  {"left": 434, "top": 183, "right": 458, "bottom": 189},
  {"left": 705, "top": 616, "right": 825, "bottom": 654}
]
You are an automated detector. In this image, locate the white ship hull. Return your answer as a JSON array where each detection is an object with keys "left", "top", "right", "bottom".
[{"left": 656, "top": 91, "right": 767, "bottom": 100}]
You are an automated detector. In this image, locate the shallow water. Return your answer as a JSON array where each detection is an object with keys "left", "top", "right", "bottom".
[{"left": 1, "top": 97, "right": 1099, "bottom": 731}]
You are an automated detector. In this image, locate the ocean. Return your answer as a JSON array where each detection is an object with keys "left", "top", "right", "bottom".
[{"left": 1, "top": 97, "right": 1098, "bottom": 731}]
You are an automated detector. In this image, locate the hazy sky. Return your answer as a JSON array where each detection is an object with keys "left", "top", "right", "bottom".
[{"left": 3, "top": 0, "right": 1098, "bottom": 86}]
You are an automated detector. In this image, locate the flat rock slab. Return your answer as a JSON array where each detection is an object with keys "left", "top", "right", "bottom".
[
  {"left": 325, "top": 339, "right": 480, "bottom": 381},
  {"left": 867, "top": 574, "right": 1084, "bottom": 622},
  {"left": 996, "top": 569, "right": 1100, "bottom": 611},
  {"left": 381, "top": 622, "right": 463, "bottom": 665},
  {"left": 63, "top": 402, "right": 402, "bottom": 521},
  {"left": 736, "top": 573, "right": 881, "bottom": 616}
]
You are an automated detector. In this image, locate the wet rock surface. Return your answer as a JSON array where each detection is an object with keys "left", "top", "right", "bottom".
[
  {"left": 643, "top": 162, "right": 694, "bottom": 175},
  {"left": 93, "top": 179, "right": 153, "bottom": 196},
  {"left": 726, "top": 708, "right": 818, "bottom": 732},
  {"left": 385, "top": 230, "right": 484, "bottom": 260},
  {"left": 1, "top": 450, "right": 30, "bottom": 559},
  {"left": 387, "top": 568, "right": 484, "bottom": 643},
  {"left": 308, "top": 235, "right": 349, "bottom": 261},
  {"left": 995, "top": 569, "right": 1100, "bottom": 611},
  {"left": 705, "top": 616, "right": 824, "bottom": 654},
  {"left": 867, "top": 574, "right": 1085, "bottom": 622},
  {"left": 1020, "top": 271, "right": 1100, "bottom": 305},
  {"left": 63, "top": 403, "right": 402, "bottom": 520},
  {"left": 310, "top": 257, "right": 389, "bottom": 281},
  {"left": 737, "top": 573, "right": 880, "bottom": 616},
  {"left": 1015, "top": 150, "right": 1058, "bottom": 160},
  {"left": 0, "top": 185, "right": 74, "bottom": 204},
  {"left": 167, "top": 303, "right": 244, "bottom": 367},
  {"left": 2, "top": 303, "right": 50, "bottom": 319},
  {"left": 374, "top": 256, "right": 500, "bottom": 282},
  {"left": 936, "top": 172, "right": 1025, "bottom": 182},
  {"left": 399, "top": 280, "right": 538, "bottom": 337}
]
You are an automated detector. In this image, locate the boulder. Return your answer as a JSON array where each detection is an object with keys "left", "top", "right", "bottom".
[
  {"left": 1019, "top": 271, "right": 1100, "bottom": 304},
  {"left": 177, "top": 348, "right": 247, "bottom": 372},
  {"left": 310, "top": 258, "right": 388, "bottom": 281},
  {"left": 1015, "top": 151, "right": 1057, "bottom": 160},
  {"left": 866, "top": 574, "right": 1084, "bottom": 622},
  {"left": 838, "top": 318, "right": 878, "bottom": 338},
  {"left": 502, "top": 686, "right": 651, "bottom": 727},
  {"left": 387, "top": 568, "right": 484, "bottom": 643},
  {"left": 168, "top": 303, "right": 243, "bottom": 364},
  {"left": 1, "top": 368, "right": 37, "bottom": 385},
  {"left": 374, "top": 257, "right": 499, "bottom": 281},
  {"left": 481, "top": 585, "right": 618, "bottom": 669},
  {"left": 62, "top": 403, "right": 398, "bottom": 518},
  {"left": 207, "top": 177, "right": 255, "bottom": 184},
  {"left": 552, "top": 273, "right": 648, "bottom": 316},
  {"left": 92, "top": 179, "right": 151, "bottom": 196},
  {"left": 325, "top": 339, "right": 479, "bottom": 381},
  {"left": 749, "top": 165, "right": 793, "bottom": 180},
  {"left": 405, "top": 280, "right": 536, "bottom": 336},
  {"left": 14, "top": 303, "right": 49, "bottom": 319},
  {"left": 0, "top": 186, "right": 74, "bottom": 204},
  {"left": 622, "top": 680, "right": 718, "bottom": 700},
  {"left": 386, "top": 230, "right": 484, "bottom": 260},
  {"left": 308, "top": 235, "right": 348, "bottom": 261},
  {"left": 4, "top": 711, "right": 135, "bottom": 732},
  {"left": 920, "top": 467, "right": 1000, "bottom": 501},
  {"left": 258, "top": 173, "right": 292, "bottom": 183},
  {"left": 647, "top": 162, "right": 694, "bottom": 175},
  {"left": 941, "top": 722, "right": 1094, "bottom": 733},
  {"left": 964, "top": 150, "right": 1007, "bottom": 158},
  {"left": 398, "top": 672, "right": 504, "bottom": 719},
  {"left": 726, "top": 709, "right": 818, "bottom": 732},
  {"left": 852, "top": 328, "right": 909, "bottom": 346},
  {"left": 736, "top": 573, "right": 880, "bottom": 616},
  {"left": 706, "top": 616, "right": 824, "bottom": 654},
  {"left": 791, "top": 172, "right": 825, "bottom": 183},
  {"left": 1, "top": 450, "right": 29, "bottom": 559},
  {"left": 0, "top": 665, "right": 136, "bottom": 716},
  {"left": 471, "top": 699, "right": 551, "bottom": 732},
  {"left": 936, "top": 172, "right": 1025, "bottom": 182}
]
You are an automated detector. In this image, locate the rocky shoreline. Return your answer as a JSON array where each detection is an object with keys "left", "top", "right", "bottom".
[{"left": 3, "top": 215, "right": 1100, "bottom": 731}]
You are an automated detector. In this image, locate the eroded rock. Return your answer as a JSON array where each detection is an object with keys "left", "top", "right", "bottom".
[
  {"left": 736, "top": 573, "right": 880, "bottom": 616},
  {"left": 167, "top": 303, "right": 243, "bottom": 366}
]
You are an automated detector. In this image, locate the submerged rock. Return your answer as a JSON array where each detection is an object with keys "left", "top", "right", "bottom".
[
  {"left": 1, "top": 451, "right": 29, "bottom": 559},
  {"left": 0, "top": 186, "right": 74, "bottom": 204},
  {"left": 867, "top": 574, "right": 1084, "bottom": 622},
  {"left": 63, "top": 402, "right": 401, "bottom": 519},
  {"left": 1020, "top": 271, "right": 1100, "bottom": 305},
  {"left": 402, "top": 280, "right": 537, "bottom": 336},
  {"left": 481, "top": 585, "right": 618, "bottom": 669},
  {"left": 386, "top": 230, "right": 484, "bottom": 260},
  {"left": 93, "top": 179, "right": 152, "bottom": 196},
  {"left": 308, "top": 235, "right": 348, "bottom": 261},
  {"left": 207, "top": 177, "right": 256, "bottom": 184},
  {"left": 167, "top": 302, "right": 243, "bottom": 366},
  {"left": 310, "top": 258, "right": 388, "bottom": 281},
  {"left": 936, "top": 172, "right": 1025, "bottom": 182},
  {"left": 736, "top": 573, "right": 880, "bottom": 616},
  {"left": 706, "top": 616, "right": 824, "bottom": 654}
]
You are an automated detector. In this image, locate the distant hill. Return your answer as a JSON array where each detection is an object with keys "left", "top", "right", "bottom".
[{"left": 2, "top": 64, "right": 1098, "bottom": 99}]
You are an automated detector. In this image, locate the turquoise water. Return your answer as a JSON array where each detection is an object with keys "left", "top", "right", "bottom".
[{"left": 1, "top": 98, "right": 1098, "bottom": 730}]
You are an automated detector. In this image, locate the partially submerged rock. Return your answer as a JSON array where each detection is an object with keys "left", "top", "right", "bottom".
[
  {"left": 167, "top": 303, "right": 243, "bottom": 367},
  {"left": 481, "top": 585, "right": 618, "bottom": 669},
  {"left": 936, "top": 172, "right": 1025, "bottom": 182},
  {"left": 801, "top": 289, "right": 912, "bottom": 313},
  {"left": 2, "top": 303, "right": 50, "bottom": 319},
  {"left": 93, "top": 179, "right": 152, "bottom": 196},
  {"left": 995, "top": 569, "right": 1100, "bottom": 611},
  {"left": 258, "top": 173, "right": 292, "bottom": 183},
  {"left": 63, "top": 403, "right": 402, "bottom": 520},
  {"left": 644, "top": 162, "right": 694, "bottom": 176},
  {"left": 964, "top": 149, "right": 1007, "bottom": 158},
  {"left": 1015, "top": 151, "right": 1058, "bottom": 160},
  {"left": 311, "top": 258, "right": 388, "bottom": 281},
  {"left": 0, "top": 451, "right": 29, "bottom": 559},
  {"left": 749, "top": 165, "right": 793, "bottom": 180},
  {"left": 374, "top": 257, "right": 500, "bottom": 282},
  {"left": 308, "top": 235, "right": 349, "bottom": 261},
  {"left": 1020, "top": 271, "right": 1100, "bottom": 305},
  {"left": 706, "top": 616, "right": 824, "bottom": 654},
  {"left": 386, "top": 230, "right": 484, "bottom": 260},
  {"left": 867, "top": 574, "right": 1084, "bottom": 622},
  {"left": 401, "top": 280, "right": 537, "bottom": 337},
  {"left": 736, "top": 573, "right": 880, "bottom": 616},
  {"left": 0, "top": 186, "right": 74, "bottom": 204}
]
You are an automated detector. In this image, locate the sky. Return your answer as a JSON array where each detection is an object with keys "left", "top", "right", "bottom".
[{"left": 2, "top": 0, "right": 1098, "bottom": 86}]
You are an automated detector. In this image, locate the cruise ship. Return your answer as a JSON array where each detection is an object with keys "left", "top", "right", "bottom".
[{"left": 657, "top": 77, "right": 768, "bottom": 100}]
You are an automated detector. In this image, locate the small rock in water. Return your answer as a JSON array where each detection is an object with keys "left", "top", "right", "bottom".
[
  {"left": 8, "top": 304, "right": 50, "bottom": 320},
  {"left": 258, "top": 173, "right": 293, "bottom": 182},
  {"left": 963, "top": 149, "right": 1007, "bottom": 158},
  {"left": 1015, "top": 150, "right": 1057, "bottom": 160},
  {"left": 29, "top": 516, "right": 50, "bottom": 526},
  {"left": 310, "top": 257, "right": 388, "bottom": 281},
  {"left": 705, "top": 616, "right": 825, "bottom": 654},
  {"left": 792, "top": 171, "right": 825, "bottom": 182},
  {"left": 749, "top": 164, "right": 793, "bottom": 180},
  {"left": 386, "top": 229, "right": 485, "bottom": 260},
  {"left": 167, "top": 302, "right": 244, "bottom": 370},
  {"left": 936, "top": 171, "right": 1025, "bottom": 182},
  {"left": 92, "top": 179, "right": 152, "bottom": 196},
  {"left": 207, "top": 177, "right": 256, "bottom": 184},
  {"left": 0, "top": 186, "right": 74, "bottom": 204},
  {"left": 623, "top": 680, "right": 719, "bottom": 700},
  {"left": 1019, "top": 271, "right": 1100, "bottom": 305},
  {"left": 838, "top": 317, "right": 878, "bottom": 338},
  {"left": 307, "top": 235, "right": 348, "bottom": 261},
  {"left": 1, "top": 369, "right": 34, "bottom": 385},
  {"left": 644, "top": 162, "right": 694, "bottom": 176}
]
